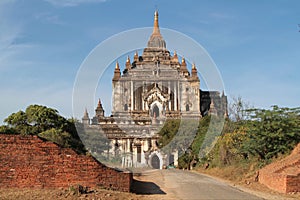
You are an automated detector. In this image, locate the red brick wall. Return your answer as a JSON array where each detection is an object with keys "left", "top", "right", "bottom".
[
  {"left": 286, "top": 174, "right": 300, "bottom": 193},
  {"left": 0, "top": 134, "right": 132, "bottom": 192},
  {"left": 259, "top": 171, "right": 287, "bottom": 193},
  {"left": 259, "top": 143, "right": 300, "bottom": 193}
]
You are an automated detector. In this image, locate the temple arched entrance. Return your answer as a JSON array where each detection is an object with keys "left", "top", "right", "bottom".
[
  {"left": 149, "top": 151, "right": 163, "bottom": 169},
  {"left": 153, "top": 104, "right": 159, "bottom": 118},
  {"left": 151, "top": 154, "right": 160, "bottom": 169}
]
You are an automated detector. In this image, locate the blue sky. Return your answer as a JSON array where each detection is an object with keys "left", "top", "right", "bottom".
[{"left": 0, "top": 0, "right": 299, "bottom": 123}]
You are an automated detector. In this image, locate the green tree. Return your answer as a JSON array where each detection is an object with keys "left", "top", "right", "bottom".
[
  {"left": 4, "top": 110, "right": 29, "bottom": 134},
  {"left": 213, "top": 126, "right": 248, "bottom": 166},
  {"left": 79, "top": 127, "right": 110, "bottom": 159},
  {"left": 4, "top": 104, "right": 73, "bottom": 135},
  {"left": 38, "top": 128, "right": 86, "bottom": 154},
  {"left": 2, "top": 104, "right": 86, "bottom": 154},
  {"left": 0, "top": 125, "right": 16, "bottom": 134},
  {"left": 243, "top": 106, "right": 300, "bottom": 160},
  {"left": 158, "top": 119, "right": 181, "bottom": 148},
  {"left": 158, "top": 119, "right": 199, "bottom": 155},
  {"left": 25, "top": 105, "right": 69, "bottom": 134},
  {"left": 197, "top": 115, "right": 225, "bottom": 160}
]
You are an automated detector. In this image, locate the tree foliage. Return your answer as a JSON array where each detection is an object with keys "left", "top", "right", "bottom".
[
  {"left": 191, "top": 116, "right": 211, "bottom": 156},
  {"left": 158, "top": 119, "right": 199, "bottom": 154},
  {"left": 242, "top": 106, "right": 300, "bottom": 160},
  {"left": 158, "top": 119, "right": 181, "bottom": 148},
  {"left": 4, "top": 105, "right": 74, "bottom": 135},
  {"left": 78, "top": 126, "right": 110, "bottom": 159},
  {"left": 206, "top": 105, "right": 300, "bottom": 168},
  {"left": 4, "top": 111, "right": 29, "bottom": 134},
  {"left": 2, "top": 104, "right": 86, "bottom": 154},
  {"left": 207, "top": 125, "right": 248, "bottom": 166},
  {"left": 0, "top": 125, "right": 16, "bottom": 134}
]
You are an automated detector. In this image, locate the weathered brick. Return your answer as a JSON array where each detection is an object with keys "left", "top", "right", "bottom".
[
  {"left": 0, "top": 134, "right": 132, "bottom": 192},
  {"left": 259, "top": 143, "right": 300, "bottom": 193}
]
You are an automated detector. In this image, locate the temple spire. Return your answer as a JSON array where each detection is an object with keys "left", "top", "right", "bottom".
[
  {"left": 180, "top": 57, "right": 190, "bottom": 77},
  {"left": 126, "top": 56, "right": 131, "bottom": 70},
  {"left": 113, "top": 61, "right": 121, "bottom": 81},
  {"left": 191, "top": 62, "right": 199, "bottom": 80},
  {"left": 153, "top": 10, "right": 160, "bottom": 35},
  {"left": 192, "top": 62, "right": 196, "bottom": 69},
  {"left": 95, "top": 98, "right": 104, "bottom": 118},
  {"left": 84, "top": 108, "right": 89, "bottom": 118},
  {"left": 134, "top": 51, "right": 138, "bottom": 61},
  {"left": 147, "top": 10, "right": 166, "bottom": 48},
  {"left": 173, "top": 51, "right": 179, "bottom": 62},
  {"left": 82, "top": 108, "right": 90, "bottom": 125},
  {"left": 97, "top": 98, "right": 102, "bottom": 108},
  {"left": 209, "top": 100, "right": 218, "bottom": 116},
  {"left": 115, "top": 61, "right": 120, "bottom": 69}
]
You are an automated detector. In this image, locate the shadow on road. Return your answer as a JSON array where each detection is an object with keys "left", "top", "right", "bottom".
[{"left": 131, "top": 179, "right": 166, "bottom": 195}]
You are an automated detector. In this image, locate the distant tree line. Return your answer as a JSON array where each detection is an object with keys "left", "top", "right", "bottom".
[{"left": 157, "top": 98, "right": 300, "bottom": 169}]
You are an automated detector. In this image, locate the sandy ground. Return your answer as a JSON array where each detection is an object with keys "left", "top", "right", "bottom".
[
  {"left": 132, "top": 169, "right": 262, "bottom": 200},
  {"left": 0, "top": 187, "right": 152, "bottom": 200}
]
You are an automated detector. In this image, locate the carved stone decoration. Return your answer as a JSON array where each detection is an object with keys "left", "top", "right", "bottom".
[{"left": 81, "top": 10, "right": 228, "bottom": 170}]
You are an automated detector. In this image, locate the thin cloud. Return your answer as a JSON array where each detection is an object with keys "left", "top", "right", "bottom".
[
  {"left": 0, "top": 2, "right": 25, "bottom": 71},
  {"left": 34, "top": 12, "right": 65, "bottom": 25},
  {"left": 44, "top": 0, "right": 107, "bottom": 7}
]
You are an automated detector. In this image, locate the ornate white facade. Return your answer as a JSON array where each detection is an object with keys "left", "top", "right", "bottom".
[{"left": 82, "top": 11, "right": 227, "bottom": 169}]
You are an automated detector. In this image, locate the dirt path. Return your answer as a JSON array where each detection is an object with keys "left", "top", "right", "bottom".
[
  {"left": 132, "top": 169, "right": 263, "bottom": 200},
  {"left": 1, "top": 169, "right": 297, "bottom": 200}
]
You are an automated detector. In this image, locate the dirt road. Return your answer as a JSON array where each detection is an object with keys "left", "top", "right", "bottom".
[{"left": 132, "top": 169, "right": 262, "bottom": 200}]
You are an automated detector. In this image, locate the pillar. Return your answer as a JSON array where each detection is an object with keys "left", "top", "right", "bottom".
[{"left": 131, "top": 81, "right": 134, "bottom": 111}]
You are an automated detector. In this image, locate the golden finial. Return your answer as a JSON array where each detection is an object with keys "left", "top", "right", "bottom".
[
  {"left": 173, "top": 50, "right": 178, "bottom": 62},
  {"left": 191, "top": 62, "right": 198, "bottom": 78},
  {"left": 134, "top": 51, "right": 138, "bottom": 61},
  {"left": 115, "top": 61, "right": 120, "bottom": 69},
  {"left": 153, "top": 10, "right": 160, "bottom": 34},
  {"left": 181, "top": 57, "right": 186, "bottom": 64},
  {"left": 192, "top": 62, "right": 196, "bottom": 69},
  {"left": 126, "top": 56, "right": 131, "bottom": 70}
]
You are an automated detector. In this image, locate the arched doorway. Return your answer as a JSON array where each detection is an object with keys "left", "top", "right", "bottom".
[
  {"left": 186, "top": 104, "right": 190, "bottom": 111},
  {"left": 153, "top": 105, "right": 159, "bottom": 118},
  {"left": 151, "top": 154, "right": 160, "bottom": 169}
]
